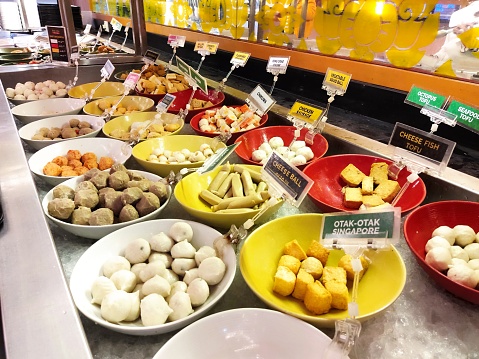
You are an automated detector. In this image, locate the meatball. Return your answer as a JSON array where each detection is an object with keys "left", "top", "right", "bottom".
[
  {"left": 71, "top": 206, "right": 92, "bottom": 225},
  {"left": 108, "top": 171, "right": 130, "bottom": 191},
  {"left": 119, "top": 204, "right": 139, "bottom": 222},
  {"left": 121, "top": 187, "right": 144, "bottom": 206},
  {"left": 149, "top": 182, "right": 168, "bottom": 201},
  {"left": 136, "top": 192, "right": 160, "bottom": 216},
  {"left": 48, "top": 198, "right": 75, "bottom": 220},
  {"left": 52, "top": 185, "right": 75, "bottom": 200},
  {"left": 74, "top": 189, "right": 99, "bottom": 208},
  {"left": 89, "top": 171, "right": 109, "bottom": 189},
  {"left": 89, "top": 208, "right": 114, "bottom": 226}
]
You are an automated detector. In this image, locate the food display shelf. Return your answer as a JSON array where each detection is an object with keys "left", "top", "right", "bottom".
[{"left": 1, "top": 64, "right": 479, "bottom": 358}]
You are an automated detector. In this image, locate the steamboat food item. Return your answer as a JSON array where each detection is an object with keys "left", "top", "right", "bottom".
[
  {"left": 251, "top": 136, "right": 315, "bottom": 165},
  {"left": 42, "top": 150, "right": 114, "bottom": 177},
  {"left": 197, "top": 104, "right": 262, "bottom": 134},
  {"left": 146, "top": 143, "right": 219, "bottom": 164},
  {"left": 340, "top": 162, "right": 401, "bottom": 209},
  {"left": 31, "top": 119, "right": 94, "bottom": 141},
  {"left": 90, "top": 221, "right": 227, "bottom": 326},
  {"left": 96, "top": 98, "right": 140, "bottom": 116},
  {"left": 6, "top": 80, "right": 67, "bottom": 101},
  {"left": 135, "top": 68, "right": 191, "bottom": 95}
]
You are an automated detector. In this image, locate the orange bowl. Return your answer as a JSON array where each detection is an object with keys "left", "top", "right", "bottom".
[
  {"left": 403, "top": 200, "right": 479, "bottom": 304},
  {"left": 303, "top": 154, "right": 426, "bottom": 213},
  {"left": 167, "top": 88, "right": 225, "bottom": 122},
  {"left": 234, "top": 126, "right": 329, "bottom": 170},
  {"left": 190, "top": 105, "right": 269, "bottom": 145}
]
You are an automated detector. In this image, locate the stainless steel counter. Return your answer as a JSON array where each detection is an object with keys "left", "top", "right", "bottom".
[{"left": 1, "top": 64, "right": 479, "bottom": 359}]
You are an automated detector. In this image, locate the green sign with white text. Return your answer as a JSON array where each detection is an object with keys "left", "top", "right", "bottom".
[
  {"left": 447, "top": 100, "right": 479, "bottom": 132},
  {"left": 405, "top": 86, "right": 446, "bottom": 109},
  {"left": 189, "top": 67, "right": 208, "bottom": 94}
]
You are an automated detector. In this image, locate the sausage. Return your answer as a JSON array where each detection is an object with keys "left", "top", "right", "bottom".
[
  {"left": 215, "top": 172, "right": 234, "bottom": 198},
  {"left": 207, "top": 164, "right": 231, "bottom": 193},
  {"left": 231, "top": 173, "right": 244, "bottom": 198},
  {"left": 199, "top": 189, "right": 223, "bottom": 206},
  {"left": 232, "top": 164, "right": 262, "bottom": 183},
  {"left": 226, "top": 193, "right": 265, "bottom": 209}
]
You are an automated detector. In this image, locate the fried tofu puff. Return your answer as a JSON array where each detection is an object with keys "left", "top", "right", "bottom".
[
  {"left": 81, "top": 152, "right": 97, "bottom": 163},
  {"left": 84, "top": 159, "right": 99, "bottom": 170},
  {"left": 43, "top": 162, "right": 62, "bottom": 176},
  {"left": 98, "top": 156, "right": 114, "bottom": 171},
  {"left": 67, "top": 149, "right": 82, "bottom": 161},
  {"left": 52, "top": 156, "right": 68, "bottom": 167},
  {"left": 75, "top": 166, "right": 89, "bottom": 176},
  {"left": 68, "top": 159, "right": 83, "bottom": 168}
]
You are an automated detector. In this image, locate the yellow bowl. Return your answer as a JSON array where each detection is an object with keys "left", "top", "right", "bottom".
[
  {"left": 82, "top": 96, "right": 155, "bottom": 118},
  {"left": 68, "top": 82, "right": 126, "bottom": 100},
  {"left": 102, "top": 112, "right": 184, "bottom": 141},
  {"left": 174, "top": 164, "right": 284, "bottom": 229},
  {"left": 132, "top": 135, "right": 225, "bottom": 177},
  {"left": 240, "top": 213, "right": 406, "bottom": 328}
]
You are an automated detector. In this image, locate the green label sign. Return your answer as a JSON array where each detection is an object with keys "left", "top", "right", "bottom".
[
  {"left": 176, "top": 57, "right": 190, "bottom": 76},
  {"left": 405, "top": 86, "right": 446, "bottom": 109},
  {"left": 322, "top": 211, "right": 394, "bottom": 239},
  {"left": 189, "top": 67, "right": 208, "bottom": 94},
  {"left": 447, "top": 100, "right": 479, "bottom": 132}
]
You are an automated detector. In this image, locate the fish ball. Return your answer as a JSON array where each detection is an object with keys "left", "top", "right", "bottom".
[
  {"left": 163, "top": 269, "right": 180, "bottom": 285},
  {"left": 149, "top": 232, "right": 175, "bottom": 252},
  {"left": 49, "top": 84, "right": 59, "bottom": 93},
  {"left": 130, "top": 263, "right": 147, "bottom": 283},
  {"left": 268, "top": 136, "right": 284, "bottom": 149},
  {"left": 447, "top": 265, "right": 477, "bottom": 288},
  {"left": 14, "top": 84, "right": 26, "bottom": 95},
  {"left": 453, "top": 225, "right": 476, "bottom": 247},
  {"left": 259, "top": 142, "right": 273, "bottom": 154},
  {"left": 38, "top": 93, "right": 50, "bottom": 99},
  {"left": 296, "top": 146, "right": 314, "bottom": 161},
  {"left": 91, "top": 276, "right": 117, "bottom": 305},
  {"left": 102, "top": 255, "right": 131, "bottom": 278},
  {"left": 124, "top": 291, "right": 141, "bottom": 321},
  {"left": 290, "top": 154, "right": 307, "bottom": 166},
  {"left": 110, "top": 269, "right": 137, "bottom": 292},
  {"left": 187, "top": 278, "right": 210, "bottom": 307},
  {"left": 171, "top": 258, "right": 197, "bottom": 276},
  {"left": 140, "top": 293, "right": 173, "bottom": 326},
  {"left": 56, "top": 88, "right": 67, "bottom": 97},
  {"left": 23, "top": 89, "right": 34, "bottom": 97},
  {"left": 171, "top": 240, "right": 197, "bottom": 259},
  {"left": 451, "top": 258, "right": 469, "bottom": 268},
  {"left": 290, "top": 140, "right": 306, "bottom": 152},
  {"left": 425, "top": 247, "right": 452, "bottom": 272},
  {"left": 124, "top": 237, "right": 151, "bottom": 264},
  {"left": 450, "top": 246, "right": 469, "bottom": 262},
  {"left": 425, "top": 236, "right": 451, "bottom": 253},
  {"left": 141, "top": 274, "right": 171, "bottom": 297},
  {"left": 464, "top": 243, "right": 479, "bottom": 260},
  {"left": 149, "top": 252, "right": 173, "bottom": 268},
  {"left": 56, "top": 81, "right": 66, "bottom": 89},
  {"left": 198, "top": 256, "right": 226, "bottom": 285},
  {"left": 432, "top": 225, "right": 455, "bottom": 245},
  {"left": 167, "top": 281, "right": 188, "bottom": 302},
  {"left": 42, "top": 87, "right": 54, "bottom": 96},
  {"left": 101, "top": 290, "right": 131, "bottom": 323},
  {"left": 168, "top": 291, "right": 193, "bottom": 322},
  {"left": 252, "top": 149, "right": 267, "bottom": 162},
  {"left": 183, "top": 268, "right": 199, "bottom": 285},
  {"left": 27, "top": 94, "right": 39, "bottom": 100},
  {"left": 468, "top": 259, "right": 479, "bottom": 270},
  {"left": 13, "top": 94, "right": 26, "bottom": 100},
  {"left": 34, "top": 82, "right": 45, "bottom": 91},
  {"left": 6, "top": 88, "right": 15, "bottom": 98},
  {"left": 24, "top": 81, "right": 35, "bottom": 90},
  {"left": 195, "top": 246, "right": 217, "bottom": 266},
  {"left": 139, "top": 260, "right": 167, "bottom": 282},
  {"left": 169, "top": 221, "right": 194, "bottom": 242}
]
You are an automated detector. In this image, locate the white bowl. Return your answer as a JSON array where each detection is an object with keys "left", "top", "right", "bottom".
[
  {"left": 42, "top": 170, "right": 172, "bottom": 239},
  {"left": 19, "top": 114, "right": 105, "bottom": 151},
  {"left": 11, "top": 98, "right": 86, "bottom": 124},
  {"left": 29, "top": 137, "right": 131, "bottom": 186},
  {"left": 154, "top": 308, "right": 339, "bottom": 358},
  {"left": 69, "top": 219, "right": 236, "bottom": 335}
]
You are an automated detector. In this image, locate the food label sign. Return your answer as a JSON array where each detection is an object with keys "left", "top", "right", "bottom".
[
  {"left": 266, "top": 56, "right": 290, "bottom": 74},
  {"left": 167, "top": 34, "right": 186, "bottom": 47},
  {"left": 47, "top": 26, "right": 68, "bottom": 63},
  {"left": 246, "top": 84, "right": 275, "bottom": 116},
  {"left": 288, "top": 101, "right": 324, "bottom": 125},
  {"left": 143, "top": 49, "right": 160, "bottom": 65},
  {"left": 230, "top": 51, "right": 250, "bottom": 66},
  {"left": 446, "top": 100, "right": 479, "bottom": 133},
  {"left": 405, "top": 86, "right": 447, "bottom": 109},
  {"left": 322, "top": 68, "right": 352, "bottom": 95}
]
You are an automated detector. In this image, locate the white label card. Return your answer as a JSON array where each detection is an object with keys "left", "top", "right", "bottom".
[
  {"left": 84, "top": 24, "right": 91, "bottom": 35},
  {"left": 167, "top": 34, "right": 186, "bottom": 47},
  {"left": 157, "top": 93, "right": 176, "bottom": 112},
  {"left": 103, "top": 21, "right": 109, "bottom": 32},
  {"left": 100, "top": 60, "right": 115, "bottom": 79},
  {"left": 266, "top": 56, "right": 290, "bottom": 74},
  {"left": 110, "top": 18, "right": 122, "bottom": 31},
  {"left": 230, "top": 51, "right": 250, "bottom": 66},
  {"left": 246, "top": 84, "right": 276, "bottom": 116},
  {"left": 70, "top": 45, "right": 79, "bottom": 61},
  {"left": 124, "top": 72, "right": 140, "bottom": 90}
]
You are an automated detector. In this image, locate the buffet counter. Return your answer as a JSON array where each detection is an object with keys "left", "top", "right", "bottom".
[{"left": 1, "top": 63, "right": 479, "bottom": 358}]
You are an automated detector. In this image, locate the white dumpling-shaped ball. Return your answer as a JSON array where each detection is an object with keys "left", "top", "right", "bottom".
[
  {"left": 38, "top": 93, "right": 50, "bottom": 99},
  {"left": 140, "top": 293, "right": 173, "bottom": 326},
  {"left": 432, "top": 226, "right": 455, "bottom": 245},
  {"left": 141, "top": 274, "right": 171, "bottom": 297},
  {"left": 169, "top": 222, "right": 194, "bottom": 242},
  {"left": 252, "top": 149, "right": 267, "bottom": 162},
  {"left": 24, "top": 81, "right": 35, "bottom": 90},
  {"left": 425, "top": 236, "right": 451, "bottom": 253},
  {"left": 425, "top": 247, "right": 452, "bottom": 271},
  {"left": 268, "top": 136, "right": 284, "bottom": 149},
  {"left": 290, "top": 154, "right": 307, "bottom": 166},
  {"left": 110, "top": 269, "right": 137, "bottom": 292},
  {"left": 133, "top": 283, "right": 145, "bottom": 300},
  {"left": 259, "top": 142, "right": 273, "bottom": 154},
  {"left": 167, "top": 281, "right": 188, "bottom": 302},
  {"left": 163, "top": 269, "right": 180, "bottom": 285},
  {"left": 56, "top": 88, "right": 67, "bottom": 97},
  {"left": 290, "top": 140, "right": 306, "bottom": 152},
  {"left": 187, "top": 278, "right": 210, "bottom": 307},
  {"left": 91, "top": 276, "right": 117, "bottom": 305},
  {"left": 171, "top": 240, "right": 197, "bottom": 259},
  {"left": 23, "top": 89, "right": 34, "bottom": 97},
  {"left": 124, "top": 291, "right": 141, "bottom": 322},
  {"left": 5, "top": 88, "right": 15, "bottom": 98},
  {"left": 468, "top": 258, "right": 479, "bottom": 270},
  {"left": 453, "top": 225, "right": 476, "bottom": 247},
  {"left": 464, "top": 243, "right": 479, "bottom": 260},
  {"left": 276, "top": 146, "right": 289, "bottom": 156},
  {"left": 450, "top": 258, "right": 469, "bottom": 268},
  {"left": 286, "top": 150, "right": 296, "bottom": 160},
  {"left": 102, "top": 255, "right": 131, "bottom": 278},
  {"left": 139, "top": 260, "right": 167, "bottom": 282},
  {"left": 13, "top": 94, "right": 26, "bottom": 100},
  {"left": 450, "top": 246, "right": 469, "bottom": 262},
  {"left": 148, "top": 252, "right": 173, "bottom": 268},
  {"left": 130, "top": 263, "right": 147, "bottom": 283},
  {"left": 295, "top": 146, "right": 314, "bottom": 161},
  {"left": 14, "top": 84, "right": 26, "bottom": 95},
  {"left": 198, "top": 256, "right": 226, "bottom": 285},
  {"left": 100, "top": 290, "right": 131, "bottom": 323},
  {"left": 168, "top": 291, "right": 194, "bottom": 322},
  {"left": 149, "top": 232, "right": 175, "bottom": 252},
  {"left": 195, "top": 246, "right": 217, "bottom": 266},
  {"left": 447, "top": 265, "right": 478, "bottom": 288},
  {"left": 56, "top": 81, "right": 66, "bottom": 89},
  {"left": 183, "top": 268, "right": 199, "bottom": 285},
  {"left": 42, "top": 87, "right": 53, "bottom": 96},
  {"left": 124, "top": 237, "right": 151, "bottom": 264},
  {"left": 27, "top": 94, "right": 39, "bottom": 100},
  {"left": 171, "top": 258, "right": 197, "bottom": 276}
]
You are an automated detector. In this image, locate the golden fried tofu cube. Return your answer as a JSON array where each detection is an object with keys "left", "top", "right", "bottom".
[
  {"left": 340, "top": 163, "right": 366, "bottom": 187},
  {"left": 374, "top": 180, "right": 401, "bottom": 203},
  {"left": 321, "top": 266, "right": 347, "bottom": 286},
  {"left": 292, "top": 269, "right": 314, "bottom": 301},
  {"left": 370, "top": 162, "right": 389, "bottom": 185},
  {"left": 278, "top": 255, "right": 301, "bottom": 275},
  {"left": 361, "top": 194, "right": 385, "bottom": 208},
  {"left": 306, "top": 240, "right": 330, "bottom": 266},
  {"left": 300, "top": 256, "right": 324, "bottom": 280},
  {"left": 283, "top": 239, "right": 307, "bottom": 261},
  {"left": 337, "top": 254, "right": 370, "bottom": 282},
  {"left": 361, "top": 176, "right": 374, "bottom": 195},
  {"left": 324, "top": 281, "right": 349, "bottom": 310},
  {"left": 272, "top": 266, "right": 296, "bottom": 296},
  {"left": 304, "top": 281, "right": 332, "bottom": 315}
]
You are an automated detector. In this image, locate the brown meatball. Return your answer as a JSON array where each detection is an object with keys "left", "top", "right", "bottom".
[
  {"left": 103, "top": 191, "right": 123, "bottom": 216},
  {"left": 76, "top": 180, "right": 98, "bottom": 192},
  {"left": 69, "top": 118, "right": 80, "bottom": 127},
  {"left": 52, "top": 185, "right": 75, "bottom": 200},
  {"left": 89, "top": 208, "right": 114, "bottom": 226},
  {"left": 74, "top": 189, "right": 99, "bottom": 208},
  {"left": 136, "top": 192, "right": 160, "bottom": 216},
  {"left": 83, "top": 168, "right": 101, "bottom": 181},
  {"left": 48, "top": 198, "right": 75, "bottom": 220},
  {"left": 78, "top": 121, "right": 92, "bottom": 129},
  {"left": 89, "top": 171, "right": 109, "bottom": 190},
  {"left": 121, "top": 186, "right": 144, "bottom": 206},
  {"left": 78, "top": 127, "right": 94, "bottom": 136},
  {"left": 119, "top": 204, "right": 139, "bottom": 222},
  {"left": 109, "top": 164, "right": 128, "bottom": 174},
  {"left": 108, "top": 170, "right": 130, "bottom": 191},
  {"left": 71, "top": 206, "right": 92, "bottom": 225},
  {"left": 61, "top": 127, "right": 77, "bottom": 139},
  {"left": 98, "top": 187, "right": 116, "bottom": 207},
  {"left": 128, "top": 179, "right": 152, "bottom": 192},
  {"left": 47, "top": 128, "right": 61, "bottom": 139},
  {"left": 149, "top": 182, "right": 168, "bottom": 201}
]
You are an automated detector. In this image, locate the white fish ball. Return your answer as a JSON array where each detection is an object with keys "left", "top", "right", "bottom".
[
  {"left": 14, "top": 84, "right": 26, "bottom": 95},
  {"left": 290, "top": 140, "right": 306, "bottom": 152},
  {"left": 168, "top": 291, "right": 193, "bottom": 322},
  {"left": 464, "top": 243, "right": 479, "bottom": 260},
  {"left": 27, "top": 94, "right": 39, "bottom": 100},
  {"left": 163, "top": 150, "right": 172, "bottom": 157},
  {"left": 295, "top": 146, "right": 314, "bottom": 161},
  {"left": 290, "top": 154, "right": 307, "bottom": 166},
  {"left": 24, "top": 81, "right": 35, "bottom": 90},
  {"left": 171, "top": 258, "right": 197, "bottom": 276},
  {"left": 425, "top": 236, "right": 451, "bottom": 253},
  {"left": 167, "top": 281, "right": 188, "bottom": 302},
  {"left": 158, "top": 155, "right": 168, "bottom": 163},
  {"left": 13, "top": 94, "right": 26, "bottom": 100},
  {"left": 152, "top": 147, "right": 163, "bottom": 156},
  {"left": 91, "top": 276, "right": 117, "bottom": 305},
  {"left": 43, "top": 80, "right": 54, "bottom": 86},
  {"left": 199, "top": 143, "right": 211, "bottom": 152},
  {"left": 447, "top": 265, "right": 477, "bottom": 288},
  {"left": 6, "top": 88, "right": 15, "bottom": 98},
  {"left": 110, "top": 269, "right": 137, "bottom": 292},
  {"left": 432, "top": 225, "right": 455, "bottom": 245},
  {"left": 195, "top": 246, "right": 217, "bottom": 266},
  {"left": 34, "top": 82, "right": 45, "bottom": 91},
  {"left": 453, "top": 225, "right": 476, "bottom": 247},
  {"left": 139, "top": 260, "right": 167, "bottom": 282},
  {"left": 38, "top": 93, "right": 50, "bottom": 99},
  {"left": 148, "top": 155, "right": 157, "bottom": 161},
  {"left": 183, "top": 268, "right": 199, "bottom": 285},
  {"left": 425, "top": 247, "right": 452, "bottom": 271},
  {"left": 124, "top": 291, "right": 141, "bottom": 322},
  {"left": 49, "top": 84, "right": 59, "bottom": 93},
  {"left": 286, "top": 150, "right": 296, "bottom": 160},
  {"left": 100, "top": 290, "right": 131, "bottom": 323},
  {"left": 141, "top": 274, "right": 171, "bottom": 297},
  {"left": 259, "top": 142, "right": 273, "bottom": 154},
  {"left": 252, "top": 149, "right": 267, "bottom": 162},
  {"left": 102, "top": 255, "right": 131, "bottom": 278},
  {"left": 23, "top": 89, "right": 34, "bottom": 97},
  {"left": 276, "top": 146, "right": 289, "bottom": 156},
  {"left": 450, "top": 258, "right": 469, "bottom": 268},
  {"left": 450, "top": 245, "right": 469, "bottom": 262},
  {"left": 130, "top": 263, "right": 147, "bottom": 283},
  {"left": 468, "top": 259, "right": 479, "bottom": 270},
  {"left": 56, "top": 81, "right": 66, "bottom": 89},
  {"left": 124, "top": 237, "right": 151, "bottom": 264},
  {"left": 42, "top": 87, "right": 54, "bottom": 96},
  {"left": 148, "top": 252, "right": 173, "bottom": 268},
  {"left": 55, "top": 88, "right": 67, "bottom": 97},
  {"left": 187, "top": 278, "right": 210, "bottom": 307},
  {"left": 171, "top": 240, "right": 197, "bottom": 259},
  {"left": 198, "top": 256, "right": 226, "bottom": 285},
  {"left": 140, "top": 293, "right": 173, "bottom": 326},
  {"left": 169, "top": 222, "right": 194, "bottom": 242},
  {"left": 163, "top": 269, "right": 180, "bottom": 285},
  {"left": 268, "top": 136, "right": 284, "bottom": 149},
  {"left": 181, "top": 148, "right": 191, "bottom": 157}
]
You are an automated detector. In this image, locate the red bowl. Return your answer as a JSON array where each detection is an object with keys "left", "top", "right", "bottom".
[
  {"left": 167, "top": 89, "right": 225, "bottom": 122},
  {"left": 233, "top": 126, "right": 329, "bottom": 170},
  {"left": 403, "top": 200, "right": 479, "bottom": 304},
  {"left": 190, "top": 105, "right": 269, "bottom": 144},
  {"left": 302, "top": 154, "right": 426, "bottom": 213}
]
